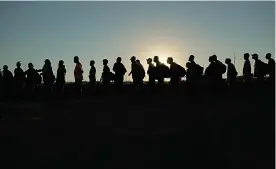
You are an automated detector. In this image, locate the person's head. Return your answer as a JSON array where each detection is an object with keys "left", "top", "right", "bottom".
[
  {"left": 136, "top": 60, "right": 141, "bottom": 64},
  {"left": 266, "top": 53, "right": 272, "bottom": 60},
  {"left": 252, "top": 53, "right": 258, "bottom": 60},
  {"left": 146, "top": 58, "right": 152, "bottom": 64},
  {"left": 244, "top": 53, "right": 250, "bottom": 60},
  {"left": 44, "top": 59, "right": 51, "bottom": 65},
  {"left": 16, "top": 61, "right": 21, "bottom": 68},
  {"left": 167, "top": 57, "right": 173, "bottom": 64},
  {"left": 74, "top": 56, "right": 79, "bottom": 63},
  {"left": 153, "top": 56, "right": 159, "bottom": 63},
  {"left": 130, "top": 56, "right": 136, "bottom": 63},
  {"left": 28, "top": 63, "right": 34, "bottom": 69},
  {"left": 209, "top": 56, "right": 214, "bottom": 63},
  {"left": 3, "top": 65, "right": 8, "bottom": 70},
  {"left": 59, "top": 60, "right": 64, "bottom": 67},
  {"left": 212, "top": 55, "right": 218, "bottom": 61},
  {"left": 116, "top": 57, "right": 122, "bottom": 63},
  {"left": 189, "top": 55, "right": 195, "bottom": 62},
  {"left": 225, "top": 58, "right": 231, "bottom": 64},
  {"left": 103, "top": 59, "right": 108, "bottom": 65},
  {"left": 186, "top": 62, "right": 191, "bottom": 68},
  {"left": 90, "top": 60, "right": 95, "bottom": 66}
]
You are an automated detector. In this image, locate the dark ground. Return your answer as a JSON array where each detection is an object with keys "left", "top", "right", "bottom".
[{"left": 0, "top": 83, "right": 274, "bottom": 169}]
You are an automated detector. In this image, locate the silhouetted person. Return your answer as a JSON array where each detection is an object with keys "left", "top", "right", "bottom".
[
  {"left": 2, "top": 65, "right": 13, "bottom": 98},
  {"left": 74, "top": 56, "right": 84, "bottom": 93},
  {"left": 129, "top": 56, "right": 142, "bottom": 86},
  {"left": 265, "top": 53, "right": 275, "bottom": 83},
  {"left": 89, "top": 60, "right": 96, "bottom": 89},
  {"left": 14, "top": 61, "right": 26, "bottom": 94},
  {"left": 38, "top": 59, "right": 55, "bottom": 94},
  {"left": 101, "top": 59, "right": 111, "bottom": 85},
  {"left": 56, "top": 60, "right": 66, "bottom": 93},
  {"left": 146, "top": 58, "right": 156, "bottom": 85},
  {"left": 225, "top": 58, "right": 237, "bottom": 87},
  {"left": 205, "top": 56, "right": 222, "bottom": 89},
  {"left": 113, "top": 57, "right": 127, "bottom": 90},
  {"left": 136, "top": 59, "right": 145, "bottom": 83},
  {"left": 167, "top": 57, "right": 185, "bottom": 85},
  {"left": 25, "top": 63, "right": 40, "bottom": 93},
  {"left": 153, "top": 56, "right": 170, "bottom": 84},
  {"left": 252, "top": 53, "right": 266, "bottom": 82},
  {"left": 212, "top": 55, "right": 226, "bottom": 79},
  {"left": 243, "top": 53, "right": 252, "bottom": 84},
  {"left": 186, "top": 55, "right": 203, "bottom": 88}
]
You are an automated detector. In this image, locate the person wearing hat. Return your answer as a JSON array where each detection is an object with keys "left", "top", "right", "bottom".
[
  {"left": 243, "top": 53, "right": 252, "bottom": 84},
  {"left": 265, "top": 53, "right": 275, "bottom": 81},
  {"left": 146, "top": 58, "right": 156, "bottom": 85},
  {"left": 252, "top": 53, "right": 266, "bottom": 81},
  {"left": 14, "top": 61, "right": 26, "bottom": 94},
  {"left": 225, "top": 58, "right": 237, "bottom": 87}
]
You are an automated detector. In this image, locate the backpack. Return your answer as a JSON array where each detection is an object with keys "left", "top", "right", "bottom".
[
  {"left": 177, "top": 64, "right": 186, "bottom": 77},
  {"left": 160, "top": 64, "right": 170, "bottom": 78}
]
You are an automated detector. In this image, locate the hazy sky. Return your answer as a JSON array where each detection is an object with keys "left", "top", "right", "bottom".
[{"left": 0, "top": 1, "right": 274, "bottom": 81}]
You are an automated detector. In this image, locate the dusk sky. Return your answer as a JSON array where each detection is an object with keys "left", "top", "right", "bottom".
[{"left": 0, "top": 1, "right": 274, "bottom": 82}]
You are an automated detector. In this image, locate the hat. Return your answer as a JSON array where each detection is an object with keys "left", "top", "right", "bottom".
[{"left": 130, "top": 56, "right": 136, "bottom": 61}]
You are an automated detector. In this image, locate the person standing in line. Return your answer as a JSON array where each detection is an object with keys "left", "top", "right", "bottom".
[
  {"left": 74, "top": 56, "right": 84, "bottom": 94},
  {"left": 113, "top": 57, "right": 127, "bottom": 91},
  {"left": 14, "top": 61, "right": 26, "bottom": 95},
  {"left": 243, "top": 53, "right": 252, "bottom": 84},
  {"left": 56, "top": 60, "right": 66, "bottom": 93},
  {"left": 225, "top": 58, "right": 237, "bottom": 87},
  {"left": 146, "top": 58, "right": 156, "bottom": 85},
  {"left": 89, "top": 60, "right": 96, "bottom": 90}
]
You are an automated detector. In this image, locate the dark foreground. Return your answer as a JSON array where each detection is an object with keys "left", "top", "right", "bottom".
[{"left": 0, "top": 84, "right": 274, "bottom": 169}]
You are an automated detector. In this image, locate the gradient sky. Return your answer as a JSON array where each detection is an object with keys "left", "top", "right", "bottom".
[{"left": 0, "top": 1, "right": 275, "bottom": 82}]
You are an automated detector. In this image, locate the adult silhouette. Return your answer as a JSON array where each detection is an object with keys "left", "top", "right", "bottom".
[
  {"left": 265, "top": 53, "right": 275, "bottom": 83},
  {"left": 113, "top": 57, "right": 127, "bottom": 90},
  {"left": 225, "top": 58, "right": 237, "bottom": 87},
  {"left": 2, "top": 65, "right": 13, "bottom": 98},
  {"left": 243, "top": 53, "right": 252, "bottom": 84},
  {"left": 14, "top": 61, "right": 26, "bottom": 94},
  {"left": 186, "top": 55, "right": 203, "bottom": 88},
  {"left": 101, "top": 59, "right": 111, "bottom": 85},
  {"left": 56, "top": 60, "right": 66, "bottom": 93},
  {"left": 167, "top": 57, "right": 185, "bottom": 85},
  {"left": 252, "top": 53, "right": 266, "bottom": 82},
  {"left": 153, "top": 56, "right": 169, "bottom": 84},
  {"left": 129, "top": 56, "right": 143, "bottom": 87},
  {"left": 89, "top": 60, "right": 96, "bottom": 89},
  {"left": 25, "top": 63, "right": 40, "bottom": 93},
  {"left": 146, "top": 58, "right": 156, "bottom": 85},
  {"left": 39, "top": 59, "right": 55, "bottom": 94},
  {"left": 74, "top": 56, "right": 84, "bottom": 93},
  {"left": 205, "top": 56, "right": 221, "bottom": 89}
]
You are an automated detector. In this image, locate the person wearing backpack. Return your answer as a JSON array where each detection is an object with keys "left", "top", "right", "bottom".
[
  {"left": 252, "top": 53, "right": 266, "bottom": 82},
  {"left": 167, "top": 57, "right": 185, "bottom": 85},
  {"left": 146, "top": 58, "right": 156, "bottom": 85},
  {"left": 113, "top": 57, "right": 127, "bottom": 90},
  {"left": 153, "top": 56, "right": 169, "bottom": 84},
  {"left": 225, "top": 58, "right": 237, "bottom": 87},
  {"left": 187, "top": 55, "right": 203, "bottom": 87}
]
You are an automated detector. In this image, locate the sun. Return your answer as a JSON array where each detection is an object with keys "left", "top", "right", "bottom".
[{"left": 143, "top": 49, "right": 173, "bottom": 65}]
